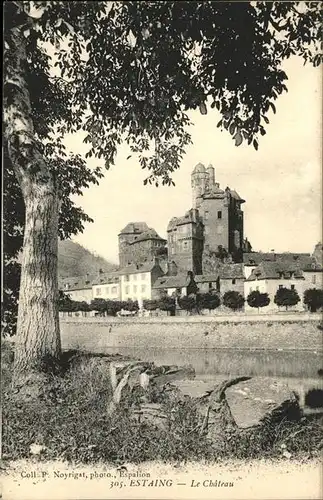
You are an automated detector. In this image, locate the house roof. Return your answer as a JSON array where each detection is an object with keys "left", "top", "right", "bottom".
[
  {"left": 153, "top": 274, "right": 191, "bottom": 289},
  {"left": 119, "top": 260, "right": 162, "bottom": 276},
  {"left": 92, "top": 271, "right": 120, "bottom": 286},
  {"left": 195, "top": 273, "right": 219, "bottom": 283},
  {"left": 59, "top": 275, "right": 95, "bottom": 291},
  {"left": 247, "top": 261, "right": 305, "bottom": 281},
  {"left": 243, "top": 252, "right": 313, "bottom": 268}
]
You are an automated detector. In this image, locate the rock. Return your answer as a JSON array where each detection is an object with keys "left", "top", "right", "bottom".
[
  {"left": 134, "top": 403, "right": 168, "bottom": 430},
  {"left": 152, "top": 365, "right": 195, "bottom": 386},
  {"left": 225, "top": 377, "right": 301, "bottom": 429}
]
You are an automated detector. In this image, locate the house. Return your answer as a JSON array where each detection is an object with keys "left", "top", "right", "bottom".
[
  {"left": 243, "top": 252, "right": 312, "bottom": 279},
  {"left": 92, "top": 271, "right": 121, "bottom": 301},
  {"left": 218, "top": 263, "right": 245, "bottom": 296},
  {"left": 244, "top": 261, "right": 305, "bottom": 312},
  {"left": 195, "top": 273, "right": 220, "bottom": 294},
  {"left": 152, "top": 271, "right": 198, "bottom": 299},
  {"left": 59, "top": 275, "right": 94, "bottom": 303},
  {"left": 119, "top": 258, "right": 164, "bottom": 302},
  {"left": 302, "top": 260, "right": 323, "bottom": 292}
]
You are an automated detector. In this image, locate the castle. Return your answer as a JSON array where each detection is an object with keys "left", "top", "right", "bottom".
[{"left": 119, "top": 163, "right": 251, "bottom": 274}]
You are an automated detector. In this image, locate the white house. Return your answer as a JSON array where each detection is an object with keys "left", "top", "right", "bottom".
[
  {"left": 59, "top": 275, "right": 94, "bottom": 303},
  {"left": 119, "top": 259, "right": 164, "bottom": 302},
  {"left": 92, "top": 271, "right": 121, "bottom": 301}
]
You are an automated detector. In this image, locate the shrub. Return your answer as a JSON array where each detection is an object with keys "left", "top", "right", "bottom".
[
  {"left": 222, "top": 291, "right": 245, "bottom": 311},
  {"left": 90, "top": 298, "right": 107, "bottom": 313},
  {"left": 178, "top": 295, "right": 196, "bottom": 314},
  {"left": 247, "top": 290, "right": 270, "bottom": 311},
  {"left": 303, "top": 288, "right": 323, "bottom": 312},
  {"left": 199, "top": 292, "right": 221, "bottom": 312},
  {"left": 143, "top": 299, "right": 159, "bottom": 311},
  {"left": 158, "top": 296, "right": 175, "bottom": 313},
  {"left": 274, "top": 287, "right": 300, "bottom": 310},
  {"left": 122, "top": 299, "right": 139, "bottom": 312}
]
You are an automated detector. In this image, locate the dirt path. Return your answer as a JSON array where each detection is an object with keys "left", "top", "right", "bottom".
[{"left": 1, "top": 458, "right": 322, "bottom": 500}]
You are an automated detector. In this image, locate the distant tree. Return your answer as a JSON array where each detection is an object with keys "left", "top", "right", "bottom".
[
  {"left": 105, "top": 300, "right": 121, "bottom": 316},
  {"left": 122, "top": 300, "right": 139, "bottom": 312},
  {"left": 200, "top": 292, "right": 221, "bottom": 312},
  {"left": 178, "top": 295, "right": 196, "bottom": 314},
  {"left": 303, "top": 289, "right": 323, "bottom": 312},
  {"left": 158, "top": 296, "right": 176, "bottom": 315},
  {"left": 90, "top": 298, "right": 107, "bottom": 315},
  {"left": 57, "top": 290, "right": 73, "bottom": 312},
  {"left": 223, "top": 291, "right": 245, "bottom": 311},
  {"left": 274, "top": 287, "right": 300, "bottom": 310},
  {"left": 143, "top": 299, "right": 159, "bottom": 311},
  {"left": 247, "top": 290, "right": 270, "bottom": 312}
]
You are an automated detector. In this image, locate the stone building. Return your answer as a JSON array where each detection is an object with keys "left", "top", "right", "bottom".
[
  {"left": 167, "top": 209, "right": 204, "bottom": 275},
  {"left": 118, "top": 222, "right": 167, "bottom": 267},
  {"left": 191, "top": 163, "right": 245, "bottom": 264}
]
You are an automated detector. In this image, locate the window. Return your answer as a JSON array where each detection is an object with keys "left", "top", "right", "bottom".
[
  {"left": 124, "top": 275, "right": 130, "bottom": 282},
  {"left": 204, "top": 211, "right": 209, "bottom": 220},
  {"left": 112, "top": 287, "right": 117, "bottom": 294},
  {"left": 232, "top": 279, "right": 236, "bottom": 285},
  {"left": 209, "top": 282, "right": 213, "bottom": 290},
  {"left": 312, "top": 275, "right": 316, "bottom": 284},
  {"left": 125, "top": 286, "right": 129, "bottom": 294},
  {"left": 96, "top": 288, "right": 101, "bottom": 296},
  {"left": 133, "top": 274, "right": 137, "bottom": 281},
  {"left": 217, "top": 211, "right": 222, "bottom": 219},
  {"left": 133, "top": 285, "right": 137, "bottom": 293},
  {"left": 256, "top": 286, "right": 259, "bottom": 291},
  {"left": 279, "top": 285, "right": 283, "bottom": 289},
  {"left": 105, "top": 286, "right": 109, "bottom": 294},
  {"left": 141, "top": 273, "right": 146, "bottom": 280},
  {"left": 184, "top": 241, "right": 188, "bottom": 249},
  {"left": 291, "top": 284, "right": 295, "bottom": 290},
  {"left": 141, "top": 285, "right": 146, "bottom": 293}
]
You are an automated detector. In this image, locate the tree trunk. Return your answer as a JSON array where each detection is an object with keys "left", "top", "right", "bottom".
[
  {"left": 4, "top": 5, "right": 61, "bottom": 378},
  {"left": 14, "top": 183, "right": 61, "bottom": 374}
]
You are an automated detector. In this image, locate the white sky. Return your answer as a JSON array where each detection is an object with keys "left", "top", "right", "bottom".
[{"left": 65, "top": 56, "right": 322, "bottom": 264}]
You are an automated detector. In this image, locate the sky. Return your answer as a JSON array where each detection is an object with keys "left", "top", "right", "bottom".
[{"left": 65, "top": 56, "right": 322, "bottom": 265}]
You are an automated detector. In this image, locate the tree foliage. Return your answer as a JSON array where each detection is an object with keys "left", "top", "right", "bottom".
[
  {"left": 303, "top": 288, "right": 323, "bottom": 312},
  {"left": 222, "top": 290, "right": 245, "bottom": 311},
  {"left": 3, "top": 1, "right": 321, "bottom": 367},
  {"left": 247, "top": 290, "right": 270, "bottom": 311},
  {"left": 178, "top": 295, "right": 197, "bottom": 314},
  {"left": 199, "top": 292, "right": 221, "bottom": 311},
  {"left": 274, "top": 287, "right": 301, "bottom": 310}
]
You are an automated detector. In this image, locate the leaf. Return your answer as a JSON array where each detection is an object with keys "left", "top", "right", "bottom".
[
  {"left": 126, "top": 155, "right": 132, "bottom": 160},
  {"left": 234, "top": 131, "right": 242, "bottom": 147},
  {"left": 199, "top": 102, "right": 207, "bottom": 115},
  {"left": 253, "top": 139, "right": 258, "bottom": 151},
  {"left": 229, "top": 122, "right": 235, "bottom": 135},
  {"left": 269, "top": 102, "right": 276, "bottom": 114},
  {"left": 216, "top": 120, "right": 222, "bottom": 128}
]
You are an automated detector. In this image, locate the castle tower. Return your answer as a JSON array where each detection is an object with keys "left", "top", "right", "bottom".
[
  {"left": 191, "top": 163, "right": 209, "bottom": 209},
  {"left": 206, "top": 164, "right": 215, "bottom": 187}
]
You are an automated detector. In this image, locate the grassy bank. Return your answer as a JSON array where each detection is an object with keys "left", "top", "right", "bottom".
[{"left": 2, "top": 342, "right": 322, "bottom": 465}]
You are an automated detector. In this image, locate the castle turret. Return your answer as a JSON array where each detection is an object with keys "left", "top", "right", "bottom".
[
  {"left": 206, "top": 164, "right": 215, "bottom": 187},
  {"left": 191, "top": 162, "right": 208, "bottom": 209}
]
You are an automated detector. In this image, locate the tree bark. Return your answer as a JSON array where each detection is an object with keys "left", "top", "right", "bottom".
[{"left": 4, "top": 3, "right": 61, "bottom": 377}]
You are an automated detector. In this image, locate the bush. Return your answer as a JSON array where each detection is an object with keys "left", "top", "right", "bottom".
[
  {"left": 143, "top": 299, "right": 159, "bottom": 311},
  {"left": 178, "top": 295, "right": 196, "bottom": 314},
  {"left": 199, "top": 292, "right": 221, "bottom": 311},
  {"left": 303, "top": 288, "right": 323, "bottom": 312},
  {"left": 247, "top": 290, "right": 270, "bottom": 311},
  {"left": 222, "top": 291, "right": 245, "bottom": 311},
  {"left": 122, "top": 299, "right": 139, "bottom": 312},
  {"left": 274, "top": 287, "right": 300, "bottom": 310},
  {"left": 158, "top": 296, "right": 175, "bottom": 313}
]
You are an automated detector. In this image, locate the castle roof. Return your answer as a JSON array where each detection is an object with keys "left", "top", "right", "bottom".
[
  {"left": 167, "top": 210, "right": 202, "bottom": 231},
  {"left": 192, "top": 162, "right": 206, "bottom": 174},
  {"left": 195, "top": 273, "right": 219, "bottom": 283},
  {"left": 132, "top": 228, "right": 166, "bottom": 243},
  {"left": 119, "top": 222, "right": 149, "bottom": 235},
  {"left": 59, "top": 275, "right": 96, "bottom": 291},
  {"left": 247, "top": 261, "right": 305, "bottom": 281}
]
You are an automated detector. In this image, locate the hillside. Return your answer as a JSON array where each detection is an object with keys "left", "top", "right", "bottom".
[{"left": 58, "top": 240, "right": 117, "bottom": 278}]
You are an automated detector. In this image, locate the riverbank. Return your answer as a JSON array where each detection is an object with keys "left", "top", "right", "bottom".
[
  {"left": 60, "top": 318, "right": 323, "bottom": 352},
  {"left": 1, "top": 458, "right": 322, "bottom": 499}
]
